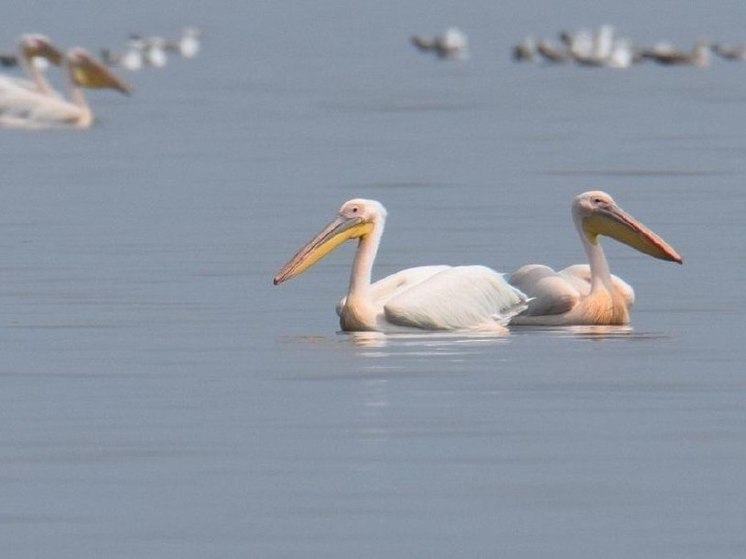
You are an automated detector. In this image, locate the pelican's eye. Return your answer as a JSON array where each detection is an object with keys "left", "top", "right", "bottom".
[{"left": 592, "top": 196, "right": 609, "bottom": 207}]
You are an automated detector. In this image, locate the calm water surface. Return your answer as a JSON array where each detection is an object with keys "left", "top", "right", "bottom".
[{"left": 2, "top": 1, "right": 745, "bottom": 557}]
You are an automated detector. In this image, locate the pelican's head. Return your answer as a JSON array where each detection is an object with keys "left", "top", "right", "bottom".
[
  {"left": 573, "top": 191, "right": 683, "bottom": 263},
  {"left": 67, "top": 48, "right": 133, "bottom": 95},
  {"left": 273, "top": 199, "right": 386, "bottom": 285},
  {"left": 20, "top": 34, "right": 63, "bottom": 66}
]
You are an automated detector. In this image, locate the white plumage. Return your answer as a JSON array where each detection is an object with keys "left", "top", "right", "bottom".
[{"left": 275, "top": 199, "right": 528, "bottom": 333}]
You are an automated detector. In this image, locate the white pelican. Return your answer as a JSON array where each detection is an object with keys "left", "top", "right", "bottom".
[
  {"left": 0, "top": 48, "right": 131, "bottom": 130},
  {"left": 509, "top": 191, "right": 682, "bottom": 326},
  {"left": 273, "top": 199, "right": 528, "bottom": 333},
  {"left": 0, "top": 34, "right": 63, "bottom": 97}
]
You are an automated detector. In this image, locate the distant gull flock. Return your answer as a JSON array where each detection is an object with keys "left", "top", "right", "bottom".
[
  {"left": 410, "top": 25, "right": 745, "bottom": 69},
  {"left": 0, "top": 27, "right": 201, "bottom": 130},
  {"left": 100, "top": 27, "right": 201, "bottom": 71},
  {"left": 514, "top": 25, "right": 716, "bottom": 68}
]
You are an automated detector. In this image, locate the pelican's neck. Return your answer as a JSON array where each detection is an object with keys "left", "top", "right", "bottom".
[
  {"left": 576, "top": 218, "right": 614, "bottom": 294},
  {"left": 339, "top": 217, "right": 384, "bottom": 331},
  {"left": 65, "top": 65, "right": 93, "bottom": 127},
  {"left": 348, "top": 219, "right": 383, "bottom": 299},
  {"left": 21, "top": 54, "right": 54, "bottom": 95}
]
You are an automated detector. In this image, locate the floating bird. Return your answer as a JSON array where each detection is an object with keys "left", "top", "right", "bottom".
[
  {"left": 536, "top": 40, "right": 570, "bottom": 63},
  {"left": 606, "top": 39, "right": 635, "bottom": 68},
  {"left": 711, "top": 43, "right": 746, "bottom": 61},
  {"left": 273, "top": 199, "right": 528, "bottom": 333},
  {"left": 560, "top": 25, "right": 616, "bottom": 66},
  {"left": 0, "top": 34, "right": 63, "bottom": 96},
  {"left": 164, "top": 27, "right": 201, "bottom": 58},
  {"left": 0, "top": 48, "right": 131, "bottom": 130},
  {"left": 509, "top": 191, "right": 682, "bottom": 326},
  {"left": 141, "top": 36, "right": 168, "bottom": 67},
  {"left": 641, "top": 40, "right": 711, "bottom": 67},
  {"left": 100, "top": 35, "right": 146, "bottom": 71},
  {"left": 512, "top": 36, "right": 536, "bottom": 62},
  {"left": 411, "top": 27, "right": 469, "bottom": 59}
]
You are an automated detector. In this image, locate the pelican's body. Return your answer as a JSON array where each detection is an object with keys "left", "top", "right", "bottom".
[
  {"left": 274, "top": 199, "right": 528, "bottom": 333},
  {"left": 509, "top": 191, "right": 682, "bottom": 326},
  {"left": 0, "top": 48, "right": 131, "bottom": 130}
]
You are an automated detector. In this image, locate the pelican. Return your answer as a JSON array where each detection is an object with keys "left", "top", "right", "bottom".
[
  {"left": 273, "top": 199, "right": 528, "bottom": 333},
  {"left": 0, "top": 48, "right": 131, "bottom": 130},
  {"left": 0, "top": 34, "right": 63, "bottom": 96},
  {"left": 509, "top": 191, "right": 682, "bottom": 326}
]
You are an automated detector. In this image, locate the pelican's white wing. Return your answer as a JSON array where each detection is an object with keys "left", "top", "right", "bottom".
[
  {"left": 0, "top": 76, "right": 44, "bottom": 112},
  {"left": 509, "top": 264, "right": 580, "bottom": 317},
  {"left": 21, "top": 95, "right": 81, "bottom": 124},
  {"left": 0, "top": 83, "right": 82, "bottom": 129},
  {"left": 509, "top": 263, "right": 635, "bottom": 318},
  {"left": 0, "top": 74, "right": 62, "bottom": 97},
  {"left": 0, "top": 77, "right": 67, "bottom": 122},
  {"left": 336, "top": 265, "right": 449, "bottom": 316},
  {"left": 384, "top": 265, "right": 528, "bottom": 331}
]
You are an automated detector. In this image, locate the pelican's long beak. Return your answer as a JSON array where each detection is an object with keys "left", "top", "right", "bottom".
[
  {"left": 69, "top": 49, "right": 133, "bottom": 95},
  {"left": 584, "top": 203, "right": 683, "bottom": 263},
  {"left": 273, "top": 215, "right": 372, "bottom": 285}
]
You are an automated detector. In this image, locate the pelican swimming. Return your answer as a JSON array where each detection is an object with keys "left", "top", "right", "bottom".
[
  {"left": 0, "top": 48, "right": 131, "bottom": 129},
  {"left": 0, "top": 34, "right": 63, "bottom": 98},
  {"left": 509, "top": 191, "right": 682, "bottom": 326},
  {"left": 273, "top": 199, "right": 528, "bottom": 333}
]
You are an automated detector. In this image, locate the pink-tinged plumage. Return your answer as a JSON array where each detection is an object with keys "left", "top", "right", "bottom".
[{"left": 510, "top": 191, "right": 682, "bottom": 326}]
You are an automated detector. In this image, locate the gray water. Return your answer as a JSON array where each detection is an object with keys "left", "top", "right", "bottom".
[{"left": 2, "top": 1, "right": 745, "bottom": 557}]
